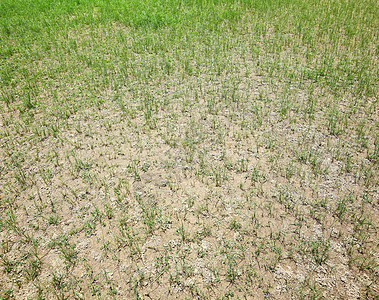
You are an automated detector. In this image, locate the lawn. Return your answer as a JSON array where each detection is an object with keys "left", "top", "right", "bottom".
[{"left": 0, "top": 0, "right": 378, "bottom": 298}]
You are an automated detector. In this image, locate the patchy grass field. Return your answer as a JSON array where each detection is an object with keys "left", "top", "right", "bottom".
[{"left": 0, "top": 0, "right": 378, "bottom": 298}]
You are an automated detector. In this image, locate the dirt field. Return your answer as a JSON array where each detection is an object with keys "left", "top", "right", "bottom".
[{"left": 0, "top": 0, "right": 378, "bottom": 299}]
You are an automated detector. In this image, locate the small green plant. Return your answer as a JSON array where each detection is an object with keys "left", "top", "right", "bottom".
[
  {"left": 251, "top": 166, "right": 266, "bottom": 183},
  {"left": 326, "top": 105, "right": 344, "bottom": 135},
  {"left": 47, "top": 214, "right": 60, "bottom": 225},
  {"left": 127, "top": 160, "right": 141, "bottom": 181},
  {"left": 176, "top": 222, "right": 189, "bottom": 242},
  {"left": 228, "top": 219, "right": 242, "bottom": 231},
  {"left": 310, "top": 239, "right": 330, "bottom": 265}
]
